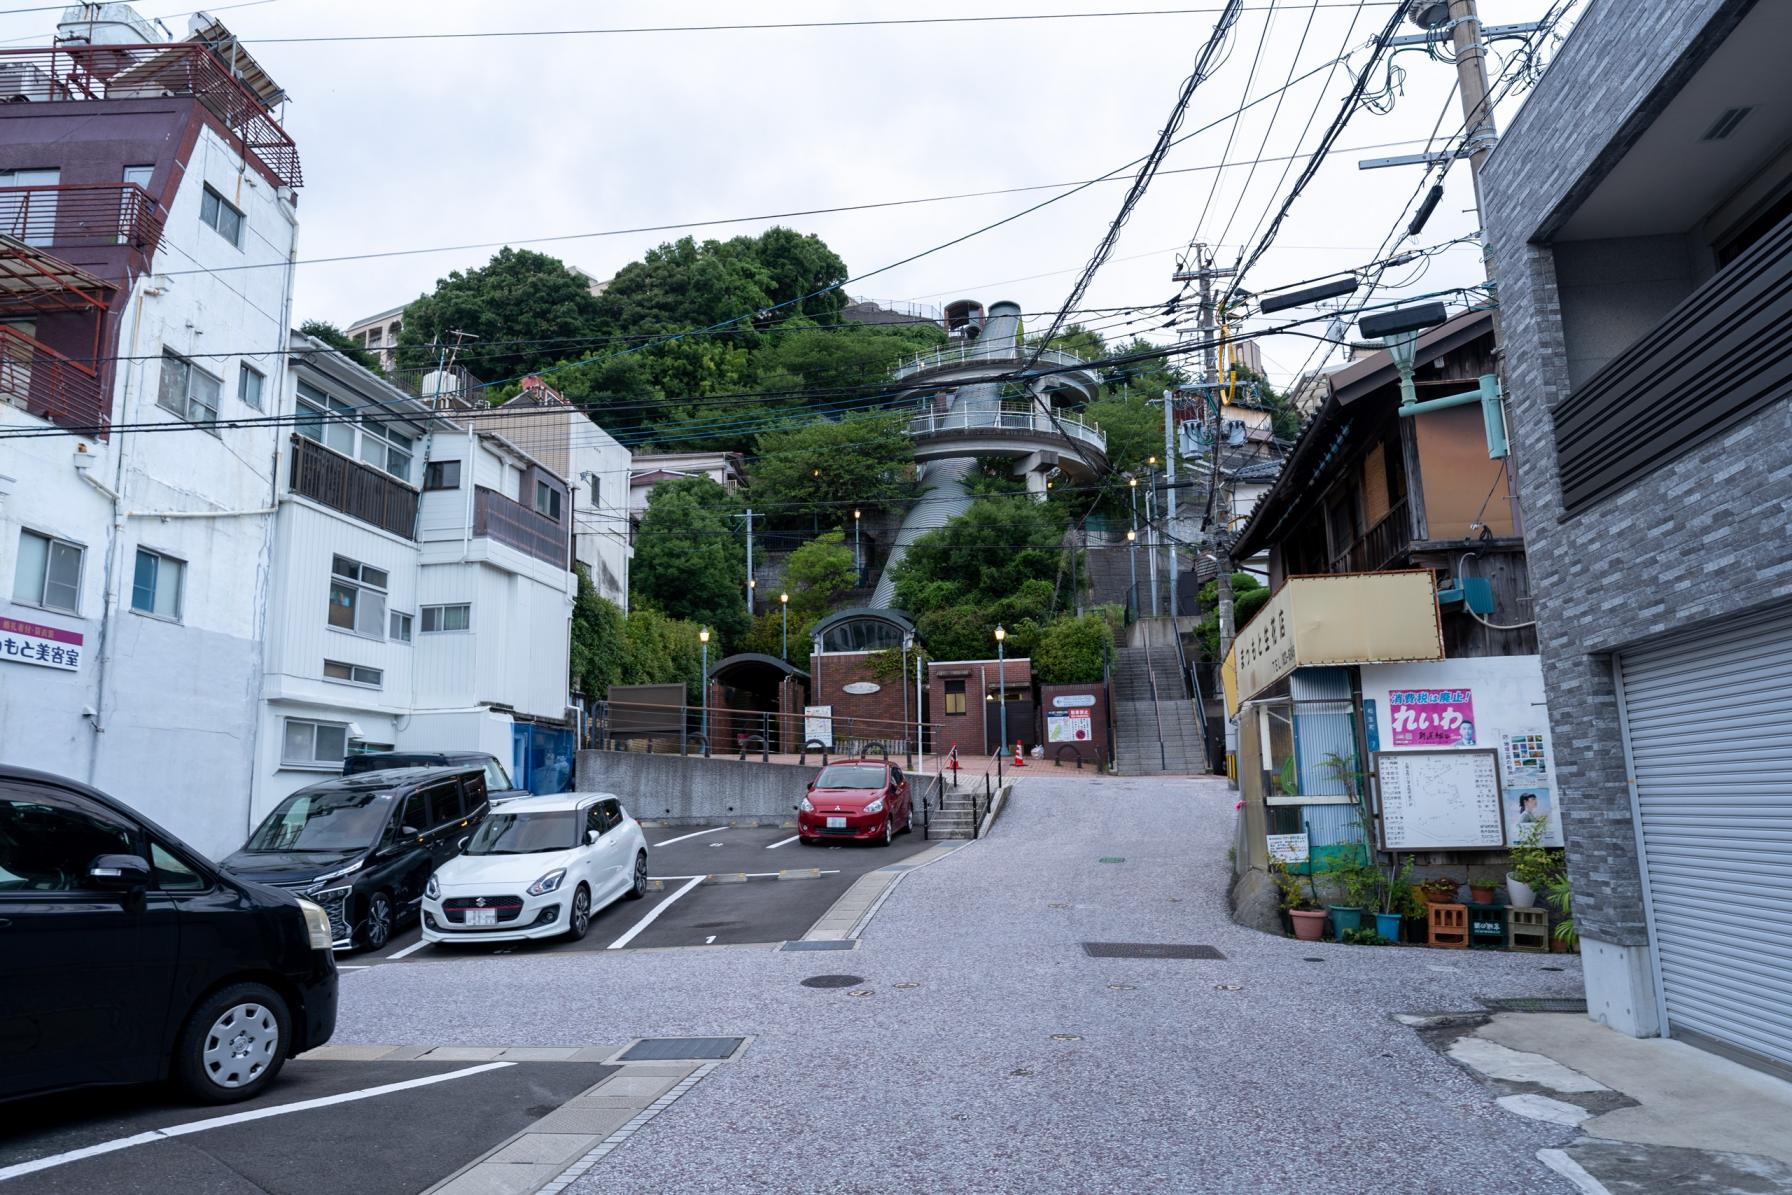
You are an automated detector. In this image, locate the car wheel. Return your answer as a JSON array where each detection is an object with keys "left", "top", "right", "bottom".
[
  {"left": 565, "top": 884, "right": 592, "bottom": 941},
  {"left": 173, "top": 983, "right": 289, "bottom": 1103},
  {"left": 626, "top": 851, "right": 648, "bottom": 900},
  {"left": 356, "top": 891, "right": 394, "bottom": 952},
  {"left": 905, "top": 802, "right": 914, "bottom": 833},
  {"left": 882, "top": 815, "right": 893, "bottom": 846}
]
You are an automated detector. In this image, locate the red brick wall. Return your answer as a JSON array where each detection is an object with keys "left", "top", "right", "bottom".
[
  {"left": 928, "top": 658, "right": 1032, "bottom": 756},
  {"left": 807, "top": 652, "right": 917, "bottom": 751},
  {"left": 1038, "top": 681, "right": 1110, "bottom": 769}
]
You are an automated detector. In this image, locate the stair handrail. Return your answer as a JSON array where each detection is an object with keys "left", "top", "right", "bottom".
[
  {"left": 1139, "top": 632, "right": 1169, "bottom": 772},
  {"left": 1170, "top": 619, "right": 1209, "bottom": 768}
]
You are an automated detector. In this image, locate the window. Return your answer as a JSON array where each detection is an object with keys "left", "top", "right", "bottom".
[
  {"left": 150, "top": 840, "right": 207, "bottom": 891},
  {"left": 944, "top": 680, "right": 967, "bottom": 716},
  {"left": 238, "top": 364, "right": 265, "bottom": 410},
  {"left": 328, "top": 555, "right": 387, "bottom": 639},
  {"left": 423, "top": 782, "right": 462, "bottom": 829},
  {"left": 421, "top": 603, "right": 470, "bottom": 633},
  {"left": 13, "top": 529, "right": 83, "bottom": 614},
  {"left": 323, "top": 659, "right": 383, "bottom": 687},
  {"left": 389, "top": 610, "right": 413, "bottom": 642},
  {"left": 0, "top": 168, "right": 60, "bottom": 247},
  {"left": 482, "top": 758, "right": 512, "bottom": 795},
  {"left": 199, "top": 184, "right": 243, "bottom": 247},
  {"left": 296, "top": 382, "right": 356, "bottom": 455},
  {"left": 130, "top": 547, "right": 183, "bottom": 620},
  {"left": 158, "top": 353, "right": 221, "bottom": 427},
  {"left": 364, "top": 328, "right": 382, "bottom": 348},
  {"left": 281, "top": 717, "right": 348, "bottom": 768},
  {"left": 396, "top": 792, "right": 427, "bottom": 836},
  {"left": 588, "top": 475, "right": 601, "bottom": 508},
  {"left": 0, "top": 786, "right": 134, "bottom": 892},
  {"left": 359, "top": 417, "right": 413, "bottom": 483},
  {"left": 534, "top": 480, "right": 562, "bottom": 521},
  {"left": 423, "top": 460, "right": 461, "bottom": 491},
  {"left": 296, "top": 383, "right": 415, "bottom": 482}
]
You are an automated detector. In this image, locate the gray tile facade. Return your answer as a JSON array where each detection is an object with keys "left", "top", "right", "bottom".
[{"left": 1481, "top": 0, "right": 1792, "bottom": 948}]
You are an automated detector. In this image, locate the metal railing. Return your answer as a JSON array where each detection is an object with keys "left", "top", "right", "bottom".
[
  {"left": 0, "top": 45, "right": 301, "bottom": 188},
  {"left": 474, "top": 485, "right": 567, "bottom": 568},
  {"left": 891, "top": 342, "right": 1091, "bottom": 380},
  {"left": 1, "top": 323, "right": 107, "bottom": 436},
  {"left": 288, "top": 434, "right": 419, "bottom": 538},
  {"left": 905, "top": 405, "right": 1107, "bottom": 455},
  {"left": 1329, "top": 497, "right": 1412, "bottom": 574},
  {"left": 0, "top": 183, "right": 165, "bottom": 255}
]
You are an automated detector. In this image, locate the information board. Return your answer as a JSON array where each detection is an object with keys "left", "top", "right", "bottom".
[
  {"left": 1373, "top": 749, "right": 1506, "bottom": 850},
  {"left": 1266, "top": 832, "right": 1310, "bottom": 864}
]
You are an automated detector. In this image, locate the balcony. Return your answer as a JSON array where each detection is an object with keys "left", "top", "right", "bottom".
[
  {"left": 905, "top": 403, "right": 1108, "bottom": 463},
  {"left": 0, "top": 44, "right": 301, "bottom": 189},
  {"left": 474, "top": 486, "right": 567, "bottom": 568},
  {"left": 0, "top": 184, "right": 166, "bottom": 256},
  {"left": 288, "top": 434, "right": 418, "bottom": 538},
  {"left": 0, "top": 322, "right": 107, "bottom": 435},
  {"left": 1328, "top": 498, "right": 1412, "bottom": 574}
]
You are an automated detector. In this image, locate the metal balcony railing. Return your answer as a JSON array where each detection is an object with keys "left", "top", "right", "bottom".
[
  {"left": 0, "top": 322, "right": 107, "bottom": 436},
  {"left": 0, "top": 45, "right": 301, "bottom": 188},
  {"left": 474, "top": 486, "right": 567, "bottom": 568},
  {"left": 0, "top": 184, "right": 166, "bottom": 256},
  {"left": 1328, "top": 498, "right": 1412, "bottom": 574},
  {"left": 891, "top": 342, "right": 1091, "bottom": 381},
  {"left": 288, "top": 435, "right": 418, "bottom": 538},
  {"left": 905, "top": 405, "right": 1108, "bottom": 456}
]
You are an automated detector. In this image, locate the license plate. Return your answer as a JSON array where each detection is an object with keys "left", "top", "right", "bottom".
[
  {"left": 463, "top": 908, "right": 497, "bottom": 926},
  {"left": 826, "top": 816, "right": 847, "bottom": 829}
]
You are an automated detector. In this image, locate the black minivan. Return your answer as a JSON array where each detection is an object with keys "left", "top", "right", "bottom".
[
  {"left": 343, "top": 750, "right": 529, "bottom": 805},
  {"left": 0, "top": 765, "right": 338, "bottom": 1105},
  {"left": 223, "top": 766, "right": 487, "bottom": 951}
]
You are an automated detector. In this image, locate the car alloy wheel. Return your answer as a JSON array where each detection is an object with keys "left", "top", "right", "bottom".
[
  {"left": 627, "top": 852, "right": 648, "bottom": 900},
  {"left": 566, "top": 884, "right": 592, "bottom": 941},
  {"left": 883, "top": 816, "right": 893, "bottom": 846},
  {"left": 361, "top": 891, "right": 393, "bottom": 951}
]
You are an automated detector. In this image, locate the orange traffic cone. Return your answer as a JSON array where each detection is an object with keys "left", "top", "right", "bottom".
[{"left": 1012, "top": 740, "right": 1027, "bottom": 767}]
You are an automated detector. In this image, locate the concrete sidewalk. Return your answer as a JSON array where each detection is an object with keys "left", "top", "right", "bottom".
[{"left": 1430, "top": 1012, "right": 1792, "bottom": 1193}]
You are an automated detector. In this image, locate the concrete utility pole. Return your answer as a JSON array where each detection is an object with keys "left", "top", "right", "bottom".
[
  {"left": 743, "top": 507, "right": 755, "bottom": 614},
  {"left": 1448, "top": 0, "right": 1499, "bottom": 207},
  {"left": 1172, "top": 244, "right": 1237, "bottom": 662},
  {"left": 1162, "top": 391, "right": 1178, "bottom": 618}
]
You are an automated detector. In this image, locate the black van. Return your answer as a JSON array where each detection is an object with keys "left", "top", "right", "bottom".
[
  {"left": 343, "top": 750, "right": 529, "bottom": 805},
  {"left": 223, "top": 766, "right": 487, "bottom": 952},
  {"left": 0, "top": 765, "right": 337, "bottom": 1104}
]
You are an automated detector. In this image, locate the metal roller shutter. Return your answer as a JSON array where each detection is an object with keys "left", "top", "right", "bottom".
[{"left": 1617, "top": 604, "right": 1792, "bottom": 1070}]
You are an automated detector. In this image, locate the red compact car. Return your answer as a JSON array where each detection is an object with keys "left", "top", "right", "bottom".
[{"left": 798, "top": 760, "right": 913, "bottom": 846}]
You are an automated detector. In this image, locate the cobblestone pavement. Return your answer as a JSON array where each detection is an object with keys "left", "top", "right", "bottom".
[{"left": 332, "top": 774, "right": 1587, "bottom": 1193}]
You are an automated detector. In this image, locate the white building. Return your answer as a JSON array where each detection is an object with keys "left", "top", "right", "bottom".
[
  {"left": 342, "top": 303, "right": 405, "bottom": 373},
  {"left": 1, "top": 14, "right": 302, "bottom": 858},
  {"left": 628, "top": 450, "right": 744, "bottom": 524},
  {"left": 254, "top": 334, "right": 579, "bottom": 828}
]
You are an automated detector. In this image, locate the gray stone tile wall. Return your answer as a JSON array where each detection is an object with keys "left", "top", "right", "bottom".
[{"left": 1482, "top": 0, "right": 1792, "bottom": 946}]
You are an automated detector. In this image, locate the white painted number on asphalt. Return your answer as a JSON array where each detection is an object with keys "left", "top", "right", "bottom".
[{"left": 705, "top": 935, "right": 717, "bottom": 944}]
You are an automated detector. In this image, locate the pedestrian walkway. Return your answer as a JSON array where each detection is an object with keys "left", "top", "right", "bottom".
[{"left": 330, "top": 773, "right": 1589, "bottom": 1193}]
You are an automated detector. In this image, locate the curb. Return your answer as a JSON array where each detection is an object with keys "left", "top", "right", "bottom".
[{"left": 801, "top": 841, "right": 967, "bottom": 942}]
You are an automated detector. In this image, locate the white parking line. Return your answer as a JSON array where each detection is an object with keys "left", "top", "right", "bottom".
[
  {"left": 654, "top": 827, "right": 727, "bottom": 847},
  {"left": 0, "top": 1062, "right": 513, "bottom": 1183},
  {"left": 650, "top": 871, "right": 839, "bottom": 881},
  {"left": 385, "top": 940, "right": 431, "bottom": 961},
  {"left": 607, "top": 876, "right": 704, "bottom": 949},
  {"left": 765, "top": 835, "right": 801, "bottom": 849}
]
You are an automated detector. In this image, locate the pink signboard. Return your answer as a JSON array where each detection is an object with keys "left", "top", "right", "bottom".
[
  {"left": 1388, "top": 688, "right": 1475, "bottom": 747},
  {"left": 0, "top": 615, "right": 85, "bottom": 671}
]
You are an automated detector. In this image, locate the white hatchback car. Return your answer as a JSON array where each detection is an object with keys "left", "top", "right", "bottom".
[{"left": 421, "top": 793, "right": 647, "bottom": 944}]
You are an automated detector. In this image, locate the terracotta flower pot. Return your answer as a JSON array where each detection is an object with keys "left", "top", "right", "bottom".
[
  {"left": 1421, "top": 887, "right": 1458, "bottom": 905},
  {"left": 1468, "top": 885, "right": 1496, "bottom": 904},
  {"left": 1289, "top": 909, "right": 1327, "bottom": 941}
]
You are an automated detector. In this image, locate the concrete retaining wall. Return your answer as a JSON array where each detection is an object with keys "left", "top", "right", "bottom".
[{"left": 576, "top": 749, "right": 813, "bottom": 825}]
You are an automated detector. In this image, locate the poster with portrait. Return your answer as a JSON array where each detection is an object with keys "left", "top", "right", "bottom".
[{"left": 1388, "top": 688, "right": 1477, "bottom": 747}]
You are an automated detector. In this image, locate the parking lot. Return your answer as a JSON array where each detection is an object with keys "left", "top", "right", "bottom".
[{"left": 362, "top": 823, "right": 938, "bottom": 964}]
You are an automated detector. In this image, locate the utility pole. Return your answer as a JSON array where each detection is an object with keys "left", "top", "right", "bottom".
[
  {"left": 1146, "top": 461, "right": 1159, "bottom": 618},
  {"left": 1448, "top": 0, "right": 1499, "bottom": 208},
  {"left": 1172, "top": 244, "right": 1237, "bottom": 662},
  {"left": 1162, "top": 390, "right": 1178, "bottom": 618},
  {"left": 743, "top": 508, "right": 755, "bottom": 614}
]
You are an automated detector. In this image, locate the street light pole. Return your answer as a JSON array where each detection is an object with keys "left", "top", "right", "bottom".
[
  {"left": 699, "top": 628, "right": 710, "bottom": 746},
  {"left": 994, "top": 624, "right": 1008, "bottom": 758},
  {"left": 779, "top": 591, "right": 789, "bottom": 660},
  {"left": 853, "top": 508, "right": 862, "bottom": 585},
  {"left": 1128, "top": 475, "right": 1140, "bottom": 620},
  {"left": 1146, "top": 456, "right": 1159, "bottom": 618}
]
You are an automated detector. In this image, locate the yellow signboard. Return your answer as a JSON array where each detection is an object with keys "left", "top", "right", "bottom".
[{"left": 1227, "top": 570, "right": 1444, "bottom": 707}]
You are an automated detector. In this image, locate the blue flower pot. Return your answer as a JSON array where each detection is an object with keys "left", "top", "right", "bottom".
[
  {"left": 1374, "top": 911, "right": 1403, "bottom": 943},
  {"left": 1327, "top": 906, "right": 1363, "bottom": 938}
]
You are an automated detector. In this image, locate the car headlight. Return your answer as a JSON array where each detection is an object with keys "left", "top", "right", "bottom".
[
  {"left": 527, "top": 868, "right": 566, "bottom": 896},
  {"left": 864, "top": 797, "right": 885, "bottom": 814},
  {"left": 800, "top": 796, "right": 814, "bottom": 812},
  {"left": 310, "top": 858, "right": 365, "bottom": 886},
  {"left": 425, "top": 873, "right": 440, "bottom": 901},
  {"left": 297, "top": 899, "right": 334, "bottom": 951}
]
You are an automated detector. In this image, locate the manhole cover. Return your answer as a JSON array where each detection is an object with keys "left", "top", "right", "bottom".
[
  {"left": 1082, "top": 942, "right": 1225, "bottom": 960},
  {"left": 618, "top": 1037, "right": 744, "bottom": 1061},
  {"left": 1106, "top": 983, "right": 1137, "bottom": 991},
  {"left": 1099, "top": 857, "right": 1126, "bottom": 864},
  {"left": 893, "top": 982, "right": 921, "bottom": 989},
  {"left": 1048, "top": 902, "right": 1069, "bottom": 909},
  {"left": 1540, "top": 965, "right": 1565, "bottom": 972},
  {"left": 800, "top": 974, "right": 864, "bottom": 989},
  {"left": 1050, "top": 1034, "right": 1083, "bottom": 1041},
  {"left": 1215, "top": 983, "right": 1243, "bottom": 991},
  {"left": 780, "top": 940, "right": 856, "bottom": 952},
  {"left": 1478, "top": 996, "right": 1589, "bottom": 1013},
  {"left": 848, "top": 990, "right": 874, "bottom": 998},
  {"left": 1302, "top": 957, "right": 1325, "bottom": 963}
]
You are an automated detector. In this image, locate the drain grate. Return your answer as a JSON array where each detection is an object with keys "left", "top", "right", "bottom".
[
  {"left": 780, "top": 940, "right": 856, "bottom": 952},
  {"left": 1098, "top": 856, "right": 1126, "bottom": 864},
  {"left": 800, "top": 974, "right": 864, "bottom": 989},
  {"left": 619, "top": 1037, "right": 744, "bottom": 1061},
  {"left": 1478, "top": 996, "right": 1588, "bottom": 1014},
  {"left": 1081, "top": 942, "right": 1225, "bottom": 960}
]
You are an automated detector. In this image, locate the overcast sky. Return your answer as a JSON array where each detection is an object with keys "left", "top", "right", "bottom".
[{"left": 4, "top": 0, "right": 1577, "bottom": 387}]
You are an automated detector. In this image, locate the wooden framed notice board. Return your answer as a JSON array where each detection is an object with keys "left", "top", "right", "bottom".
[{"left": 1373, "top": 749, "right": 1506, "bottom": 850}]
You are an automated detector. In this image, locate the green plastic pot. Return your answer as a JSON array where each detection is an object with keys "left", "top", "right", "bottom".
[{"left": 1328, "top": 905, "right": 1363, "bottom": 938}]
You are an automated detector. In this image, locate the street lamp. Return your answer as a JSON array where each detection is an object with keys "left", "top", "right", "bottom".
[
  {"left": 1126, "top": 527, "right": 1139, "bottom": 619},
  {"left": 853, "top": 508, "right": 862, "bottom": 585},
  {"left": 699, "top": 628, "right": 710, "bottom": 744},
  {"left": 779, "top": 591, "right": 789, "bottom": 660},
  {"left": 994, "top": 624, "right": 1008, "bottom": 758},
  {"left": 1146, "top": 459, "right": 1159, "bottom": 616}
]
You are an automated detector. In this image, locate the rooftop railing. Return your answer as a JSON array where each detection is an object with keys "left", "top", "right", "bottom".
[
  {"left": 0, "top": 44, "right": 301, "bottom": 188},
  {"left": 890, "top": 342, "right": 1092, "bottom": 381},
  {"left": 905, "top": 404, "right": 1107, "bottom": 456},
  {"left": 0, "top": 183, "right": 166, "bottom": 256}
]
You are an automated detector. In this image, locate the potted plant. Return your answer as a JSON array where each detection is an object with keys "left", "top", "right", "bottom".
[
  {"left": 1418, "top": 876, "right": 1459, "bottom": 905},
  {"left": 1373, "top": 855, "right": 1414, "bottom": 944},
  {"left": 1271, "top": 861, "right": 1327, "bottom": 941},
  {"left": 1395, "top": 879, "right": 1430, "bottom": 942},
  {"left": 1321, "top": 856, "right": 1379, "bottom": 939},
  {"left": 1467, "top": 870, "right": 1498, "bottom": 905},
  {"left": 1506, "top": 819, "right": 1563, "bottom": 909},
  {"left": 1546, "top": 874, "right": 1578, "bottom": 953}
]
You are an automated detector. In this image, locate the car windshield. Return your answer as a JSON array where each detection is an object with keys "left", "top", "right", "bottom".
[
  {"left": 243, "top": 790, "right": 391, "bottom": 852},
  {"left": 815, "top": 765, "right": 887, "bottom": 789},
  {"left": 464, "top": 810, "right": 578, "bottom": 855}
]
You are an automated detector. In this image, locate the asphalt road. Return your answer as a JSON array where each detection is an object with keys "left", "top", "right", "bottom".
[
  {"left": 0, "top": 1058, "right": 615, "bottom": 1194},
  {"left": 359, "top": 823, "right": 936, "bottom": 963}
]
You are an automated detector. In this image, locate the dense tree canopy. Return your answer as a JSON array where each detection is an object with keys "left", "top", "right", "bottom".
[
  {"left": 747, "top": 414, "right": 914, "bottom": 530},
  {"left": 891, "top": 499, "right": 1069, "bottom": 616},
  {"left": 1031, "top": 613, "right": 1116, "bottom": 684},
  {"left": 630, "top": 477, "right": 748, "bottom": 647},
  {"left": 396, "top": 248, "right": 605, "bottom": 380},
  {"left": 300, "top": 320, "right": 380, "bottom": 372}
]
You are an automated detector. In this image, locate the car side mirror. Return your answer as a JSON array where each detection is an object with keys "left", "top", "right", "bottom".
[
  {"left": 88, "top": 854, "right": 150, "bottom": 890},
  {"left": 457, "top": 836, "right": 470, "bottom": 851},
  {"left": 402, "top": 826, "right": 421, "bottom": 838},
  {"left": 587, "top": 830, "right": 600, "bottom": 845}
]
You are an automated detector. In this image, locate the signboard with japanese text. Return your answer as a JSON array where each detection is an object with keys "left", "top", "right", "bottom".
[
  {"left": 0, "top": 616, "right": 83, "bottom": 671},
  {"left": 1232, "top": 571, "right": 1444, "bottom": 704},
  {"left": 1046, "top": 708, "right": 1092, "bottom": 742},
  {"left": 1388, "top": 688, "right": 1477, "bottom": 747},
  {"left": 1375, "top": 749, "right": 1506, "bottom": 850},
  {"left": 803, "top": 705, "right": 834, "bottom": 749},
  {"left": 1266, "top": 832, "right": 1310, "bottom": 864}
]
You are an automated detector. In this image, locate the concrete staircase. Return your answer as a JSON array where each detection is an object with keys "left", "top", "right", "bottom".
[
  {"left": 920, "top": 778, "right": 985, "bottom": 839},
  {"left": 1111, "top": 639, "right": 1208, "bottom": 775}
]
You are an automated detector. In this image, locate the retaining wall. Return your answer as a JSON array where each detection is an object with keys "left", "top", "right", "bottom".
[{"left": 576, "top": 749, "right": 813, "bottom": 825}]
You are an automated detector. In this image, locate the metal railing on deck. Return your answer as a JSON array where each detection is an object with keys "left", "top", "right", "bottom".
[
  {"left": 288, "top": 434, "right": 418, "bottom": 538},
  {"left": 905, "top": 405, "right": 1107, "bottom": 455},
  {"left": 474, "top": 485, "right": 567, "bottom": 568},
  {"left": 0, "top": 183, "right": 165, "bottom": 255},
  {"left": 0, "top": 323, "right": 107, "bottom": 436},
  {"left": 891, "top": 342, "right": 1090, "bottom": 380}
]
